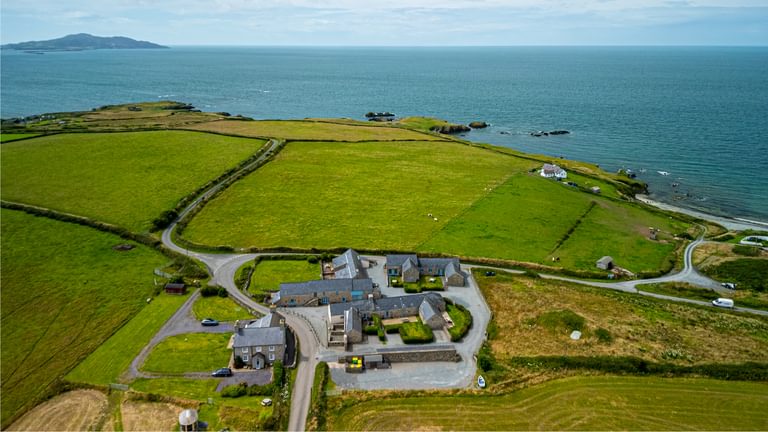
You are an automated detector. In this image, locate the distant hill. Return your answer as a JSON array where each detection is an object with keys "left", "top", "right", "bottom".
[{"left": 1, "top": 33, "right": 168, "bottom": 52}]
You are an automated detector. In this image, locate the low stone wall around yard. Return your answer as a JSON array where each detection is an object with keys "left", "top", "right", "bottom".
[{"left": 340, "top": 345, "right": 461, "bottom": 364}]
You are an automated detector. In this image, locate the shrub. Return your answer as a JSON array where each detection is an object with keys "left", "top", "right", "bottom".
[
  {"left": 404, "top": 285, "right": 421, "bottom": 294},
  {"left": 307, "top": 256, "right": 319, "bottom": 264},
  {"left": 217, "top": 287, "right": 229, "bottom": 297},
  {"left": 447, "top": 304, "right": 473, "bottom": 342},
  {"left": 385, "top": 324, "right": 401, "bottom": 334},
  {"left": 535, "top": 309, "right": 586, "bottom": 332},
  {"left": 151, "top": 209, "right": 178, "bottom": 231},
  {"left": 594, "top": 328, "right": 613, "bottom": 344},
  {"left": 272, "top": 360, "right": 284, "bottom": 387},
  {"left": 200, "top": 285, "right": 219, "bottom": 297},
  {"left": 363, "top": 325, "right": 379, "bottom": 335},
  {"left": 247, "top": 383, "right": 274, "bottom": 396},
  {"left": 221, "top": 382, "right": 248, "bottom": 398},
  {"left": 478, "top": 343, "right": 496, "bottom": 372},
  {"left": 377, "top": 328, "right": 386, "bottom": 342},
  {"left": 234, "top": 355, "right": 245, "bottom": 369},
  {"left": 169, "top": 275, "right": 185, "bottom": 284}
]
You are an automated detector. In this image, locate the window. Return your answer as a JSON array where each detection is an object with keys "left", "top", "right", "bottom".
[
  {"left": 243, "top": 355, "right": 249, "bottom": 362},
  {"left": 269, "top": 345, "right": 275, "bottom": 351},
  {"left": 322, "top": 297, "right": 329, "bottom": 304},
  {"left": 256, "top": 346, "right": 262, "bottom": 352},
  {"left": 342, "top": 297, "right": 346, "bottom": 302},
  {"left": 269, "top": 353, "right": 275, "bottom": 361},
  {"left": 241, "top": 348, "right": 248, "bottom": 353}
]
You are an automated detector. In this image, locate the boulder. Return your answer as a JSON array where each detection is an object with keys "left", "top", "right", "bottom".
[
  {"left": 430, "top": 124, "right": 471, "bottom": 134},
  {"left": 468, "top": 121, "right": 488, "bottom": 129}
]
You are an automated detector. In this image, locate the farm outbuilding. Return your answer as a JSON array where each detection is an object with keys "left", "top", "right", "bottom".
[
  {"left": 596, "top": 256, "right": 614, "bottom": 270},
  {"left": 164, "top": 283, "right": 187, "bottom": 295}
]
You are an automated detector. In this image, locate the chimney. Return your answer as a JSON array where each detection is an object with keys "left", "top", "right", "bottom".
[{"left": 279, "top": 318, "right": 286, "bottom": 329}]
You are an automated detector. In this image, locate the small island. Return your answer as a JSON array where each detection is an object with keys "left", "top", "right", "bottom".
[{"left": 1, "top": 33, "right": 168, "bottom": 52}]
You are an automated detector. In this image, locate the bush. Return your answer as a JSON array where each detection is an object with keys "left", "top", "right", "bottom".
[
  {"left": 536, "top": 309, "right": 586, "bottom": 332},
  {"left": 447, "top": 304, "right": 473, "bottom": 342},
  {"left": 247, "top": 383, "right": 274, "bottom": 396},
  {"left": 307, "top": 256, "right": 319, "bottom": 264},
  {"left": 404, "top": 285, "right": 421, "bottom": 294},
  {"left": 377, "top": 328, "right": 386, "bottom": 342},
  {"left": 221, "top": 382, "right": 248, "bottom": 398},
  {"left": 478, "top": 343, "right": 496, "bottom": 372},
  {"left": 151, "top": 209, "right": 178, "bottom": 231},
  {"left": 200, "top": 285, "right": 219, "bottom": 297},
  {"left": 384, "top": 324, "right": 401, "bottom": 334},
  {"left": 217, "top": 287, "right": 229, "bottom": 297},
  {"left": 363, "top": 325, "right": 379, "bottom": 335},
  {"left": 594, "top": 328, "right": 613, "bottom": 344},
  {"left": 272, "top": 360, "right": 284, "bottom": 388},
  {"left": 234, "top": 355, "right": 245, "bottom": 369}
]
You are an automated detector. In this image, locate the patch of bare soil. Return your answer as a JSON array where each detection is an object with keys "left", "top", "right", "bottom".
[{"left": 8, "top": 390, "right": 108, "bottom": 431}]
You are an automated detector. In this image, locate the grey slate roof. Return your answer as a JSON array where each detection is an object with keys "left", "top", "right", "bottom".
[
  {"left": 332, "top": 249, "right": 368, "bottom": 280},
  {"left": 246, "top": 312, "right": 282, "bottom": 329},
  {"left": 233, "top": 326, "right": 285, "bottom": 348},
  {"left": 278, "top": 278, "right": 374, "bottom": 297},
  {"left": 329, "top": 293, "right": 446, "bottom": 317},
  {"left": 345, "top": 307, "right": 362, "bottom": 335},
  {"left": 419, "top": 299, "right": 440, "bottom": 323},
  {"left": 386, "top": 254, "right": 419, "bottom": 268},
  {"left": 330, "top": 299, "right": 374, "bottom": 317},
  {"left": 597, "top": 256, "right": 613, "bottom": 265},
  {"left": 444, "top": 261, "right": 468, "bottom": 279}
]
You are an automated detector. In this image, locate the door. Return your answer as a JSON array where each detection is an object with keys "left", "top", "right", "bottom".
[{"left": 253, "top": 354, "right": 265, "bottom": 369}]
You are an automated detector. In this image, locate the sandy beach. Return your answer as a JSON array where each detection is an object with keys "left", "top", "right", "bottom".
[{"left": 636, "top": 194, "right": 768, "bottom": 232}]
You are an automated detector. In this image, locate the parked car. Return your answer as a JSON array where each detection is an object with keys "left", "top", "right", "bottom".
[
  {"left": 261, "top": 398, "right": 273, "bottom": 407},
  {"left": 721, "top": 282, "right": 736, "bottom": 290},
  {"left": 212, "top": 367, "right": 232, "bottom": 377},
  {"left": 201, "top": 318, "right": 219, "bottom": 326},
  {"left": 712, "top": 298, "right": 734, "bottom": 309},
  {"left": 485, "top": 271, "right": 496, "bottom": 276}
]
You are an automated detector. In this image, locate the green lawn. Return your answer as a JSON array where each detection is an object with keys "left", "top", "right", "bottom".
[
  {"left": 446, "top": 303, "right": 472, "bottom": 341},
  {"left": 187, "top": 119, "right": 441, "bottom": 141},
  {"left": 249, "top": 259, "right": 321, "bottom": 294},
  {"left": 0, "top": 133, "right": 40, "bottom": 142},
  {"left": 0, "top": 209, "right": 167, "bottom": 427},
  {"left": 141, "top": 333, "right": 231, "bottom": 373},
  {"left": 1, "top": 131, "right": 265, "bottom": 231},
  {"left": 326, "top": 376, "right": 768, "bottom": 431},
  {"left": 184, "top": 140, "right": 527, "bottom": 249},
  {"left": 192, "top": 295, "right": 256, "bottom": 322},
  {"left": 66, "top": 293, "right": 189, "bottom": 385},
  {"left": 419, "top": 174, "right": 688, "bottom": 272}
]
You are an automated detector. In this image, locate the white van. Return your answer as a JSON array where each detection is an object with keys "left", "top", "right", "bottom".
[{"left": 712, "top": 298, "right": 734, "bottom": 308}]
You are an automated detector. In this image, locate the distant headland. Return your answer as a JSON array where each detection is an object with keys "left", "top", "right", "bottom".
[{"left": 1, "top": 33, "right": 168, "bottom": 52}]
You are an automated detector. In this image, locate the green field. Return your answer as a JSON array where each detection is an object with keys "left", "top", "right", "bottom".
[
  {"left": 419, "top": 174, "right": 688, "bottom": 272},
  {"left": 67, "top": 293, "right": 189, "bottom": 385},
  {"left": 0, "top": 133, "right": 40, "bottom": 142},
  {"left": 0, "top": 209, "right": 167, "bottom": 427},
  {"left": 1, "top": 131, "right": 265, "bottom": 231},
  {"left": 186, "top": 119, "right": 441, "bottom": 141},
  {"left": 183, "top": 140, "right": 527, "bottom": 249},
  {"left": 141, "top": 333, "right": 231, "bottom": 373},
  {"left": 249, "top": 259, "right": 321, "bottom": 294},
  {"left": 192, "top": 295, "right": 257, "bottom": 321},
  {"left": 326, "top": 376, "right": 768, "bottom": 431}
]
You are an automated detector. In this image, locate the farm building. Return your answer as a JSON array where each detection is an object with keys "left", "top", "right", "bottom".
[
  {"left": 330, "top": 248, "right": 369, "bottom": 279},
  {"left": 385, "top": 255, "right": 468, "bottom": 286},
  {"left": 540, "top": 163, "right": 567, "bottom": 179},
  {"left": 164, "top": 283, "right": 187, "bottom": 295},
  {"left": 596, "top": 256, "right": 614, "bottom": 270},
  {"left": 272, "top": 278, "right": 380, "bottom": 307}
]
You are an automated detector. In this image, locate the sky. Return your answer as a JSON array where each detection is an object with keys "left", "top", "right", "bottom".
[{"left": 2, "top": 0, "right": 767, "bottom": 46}]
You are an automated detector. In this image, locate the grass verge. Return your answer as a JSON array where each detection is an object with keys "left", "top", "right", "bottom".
[
  {"left": 192, "top": 295, "right": 257, "bottom": 322},
  {"left": 141, "top": 333, "right": 232, "bottom": 373}
]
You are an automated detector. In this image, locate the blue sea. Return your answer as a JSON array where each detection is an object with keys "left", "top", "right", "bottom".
[{"left": 2, "top": 46, "right": 767, "bottom": 222}]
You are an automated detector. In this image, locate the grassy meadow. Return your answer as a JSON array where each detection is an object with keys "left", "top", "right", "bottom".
[
  {"left": 419, "top": 174, "right": 688, "bottom": 272},
  {"left": 67, "top": 293, "right": 189, "bottom": 385},
  {"left": 1, "top": 131, "right": 265, "bottom": 231},
  {"left": 0, "top": 133, "right": 40, "bottom": 142},
  {"left": 183, "top": 140, "right": 525, "bottom": 250},
  {"left": 249, "top": 259, "right": 322, "bottom": 294},
  {"left": 326, "top": 376, "right": 768, "bottom": 431},
  {"left": 474, "top": 271, "right": 768, "bottom": 364},
  {"left": 0, "top": 209, "right": 167, "bottom": 427},
  {"left": 192, "top": 295, "right": 256, "bottom": 321},
  {"left": 186, "top": 119, "right": 440, "bottom": 141},
  {"left": 141, "top": 333, "right": 232, "bottom": 373}
]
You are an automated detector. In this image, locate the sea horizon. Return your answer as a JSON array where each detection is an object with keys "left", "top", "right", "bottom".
[{"left": 2, "top": 46, "right": 767, "bottom": 224}]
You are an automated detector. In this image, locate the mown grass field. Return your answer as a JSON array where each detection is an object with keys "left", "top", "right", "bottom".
[
  {"left": 186, "top": 119, "right": 441, "bottom": 141},
  {"left": 184, "top": 140, "right": 524, "bottom": 250},
  {"left": 1, "top": 131, "right": 265, "bottom": 231},
  {"left": 141, "top": 333, "right": 231, "bottom": 373},
  {"left": 419, "top": 174, "right": 688, "bottom": 272},
  {"left": 67, "top": 293, "right": 189, "bottom": 385},
  {"left": 192, "top": 295, "right": 256, "bottom": 321},
  {"left": 0, "top": 209, "right": 167, "bottom": 427},
  {"left": 326, "top": 376, "right": 768, "bottom": 431},
  {"left": 0, "top": 133, "right": 39, "bottom": 142},
  {"left": 474, "top": 271, "right": 768, "bottom": 364},
  {"left": 249, "top": 259, "right": 321, "bottom": 294}
]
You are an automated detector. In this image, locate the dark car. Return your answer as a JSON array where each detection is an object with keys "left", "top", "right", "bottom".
[
  {"left": 212, "top": 367, "right": 232, "bottom": 377},
  {"left": 201, "top": 318, "right": 219, "bottom": 326},
  {"left": 485, "top": 271, "right": 496, "bottom": 276}
]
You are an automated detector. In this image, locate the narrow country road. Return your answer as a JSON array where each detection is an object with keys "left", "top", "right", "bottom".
[{"left": 161, "top": 138, "right": 317, "bottom": 431}]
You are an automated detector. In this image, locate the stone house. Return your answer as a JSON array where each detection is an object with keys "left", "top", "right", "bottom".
[
  {"left": 331, "top": 248, "right": 369, "bottom": 279},
  {"left": 540, "top": 163, "right": 567, "bottom": 179},
  {"left": 385, "top": 255, "right": 467, "bottom": 286},
  {"left": 232, "top": 313, "right": 286, "bottom": 369},
  {"left": 272, "top": 278, "right": 380, "bottom": 307}
]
